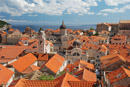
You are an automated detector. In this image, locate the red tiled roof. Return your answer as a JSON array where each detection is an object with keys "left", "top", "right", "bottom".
[
  {"left": 8, "top": 29, "right": 15, "bottom": 32},
  {"left": 0, "top": 46, "right": 24, "bottom": 59},
  {"left": 108, "top": 66, "right": 130, "bottom": 84},
  {"left": 64, "top": 63, "right": 78, "bottom": 72},
  {"left": 38, "top": 54, "right": 48, "bottom": 61},
  {"left": 20, "top": 37, "right": 28, "bottom": 40},
  {"left": 55, "top": 73, "right": 80, "bottom": 87},
  {"left": 68, "top": 81, "right": 95, "bottom": 87},
  {"left": 0, "top": 58, "right": 15, "bottom": 63},
  {"left": 101, "top": 54, "right": 126, "bottom": 69},
  {"left": 111, "top": 35, "right": 126, "bottom": 41},
  {"left": 74, "top": 68, "right": 97, "bottom": 82},
  {"left": 22, "top": 65, "right": 40, "bottom": 74},
  {"left": 9, "top": 78, "right": 60, "bottom": 87},
  {"left": 0, "top": 64, "right": 14, "bottom": 85},
  {"left": 10, "top": 53, "right": 37, "bottom": 73},
  {"left": 44, "top": 54, "right": 65, "bottom": 74},
  {"left": 79, "top": 60, "right": 95, "bottom": 70},
  {"left": 82, "top": 69, "right": 97, "bottom": 82}
]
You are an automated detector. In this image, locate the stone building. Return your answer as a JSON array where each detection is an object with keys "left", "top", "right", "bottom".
[
  {"left": 60, "top": 21, "right": 67, "bottom": 36},
  {"left": 96, "top": 23, "right": 118, "bottom": 36},
  {"left": 40, "top": 54, "right": 67, "bottom": 75},
  {"left": 100, "top": 54, "right": 126, "bottom": 72},
  {"left": 105, "top": 66, "right": 130, "bottom": 87},
  {"left": 7, "top": 29, "right": 29, "bottom": 45},
  {"left": 0, "top": 31, "right": 7, "bottom": 44},
  {"left": 118, "top": 20, "right": 130, "bottom": 35},
  {"left": 110, "top": 35, "right": 127, "bottom": 45}
]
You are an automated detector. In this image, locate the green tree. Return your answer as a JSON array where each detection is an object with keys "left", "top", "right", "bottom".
[
  {"left": 0, "top": 20, "right": 10, "bottom": 28},
  {"left": 38, "top": 28, "right": 43, "bottom": 33},
  {"left": 93, "top": 32, "right": 99, "bottom": 36},
  {"left": 90, "top": 27, "right": 94, "bottom": 30},
  {"left": 40, "top": 75, "right": 54, "bottom": 81}
]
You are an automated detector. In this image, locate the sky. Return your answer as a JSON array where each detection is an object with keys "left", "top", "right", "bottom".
[{"left": 0, "top": 0, "right": 130, "bottom": 25}]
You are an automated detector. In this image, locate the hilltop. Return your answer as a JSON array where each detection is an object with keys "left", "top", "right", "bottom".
[{"left": 0, "top": 20, "right": 10, "bottom": 28}]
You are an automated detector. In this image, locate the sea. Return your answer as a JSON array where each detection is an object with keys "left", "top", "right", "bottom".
[{"left": 12, "top": 25, "right": 96, "bottom": 32}]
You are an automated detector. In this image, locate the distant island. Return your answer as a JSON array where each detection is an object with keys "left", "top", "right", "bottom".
[{"left": 0, "top": 20, "right": 11, "bottom": 31}]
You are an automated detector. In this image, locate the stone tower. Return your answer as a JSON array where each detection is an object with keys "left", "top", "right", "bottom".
[
  {"left": 38, "top": 30, "right": 46, "bottom": 53},
  {"left": 60, "top": 21, "right": 67, "bottom": 36}
]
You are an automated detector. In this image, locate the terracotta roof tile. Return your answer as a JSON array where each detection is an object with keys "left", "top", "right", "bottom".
[
  {"left": 79, "top": 60, "right": 95, "bottom": 70},
  {"left": 82, "top": 69, "right": 97, "bottom": 82},
  {"left": 41, "top": 54, "right": 65, "bottom": 74},
  {"left": 10, "top": 53, "right": 37, "bottom": 73},
  {"left": 22, "top": 65, "right": 40, "bottom": 74},
  {"left": 101, "top": 54, "right": 126, "bottom": 69},
  {"left": 0, "top": 46, "right": 25, "bottom": 59},
  {"left": 0, "top": 64, "right": 14, "bottom": 85},
  {"left": 20, "top": 37, "right": 28, "bottom": 40},
  {"left": 74, "top": 68, "right": 97, "bottom": 82},
  {"left": 68, "top": 81, "right": 95, "bottom": 87},
  {"left": 108, "top": 66, "right": 130, "bottom": 84},
  {"left": 38, "top": 54, "right": 48, "bottom": 61},
  {"left": 9, "top": 78, "right": 60, "bottom": 87},
  {"left": 8, "top": 29, "right": 15, "bottom": 32},
  {"left": 55, "top": 73, "right": 80, "bottom": 87}
]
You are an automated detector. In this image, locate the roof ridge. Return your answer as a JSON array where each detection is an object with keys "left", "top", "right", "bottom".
[{"left": 122, "top": 67, "right": 130, "bottom": 77}]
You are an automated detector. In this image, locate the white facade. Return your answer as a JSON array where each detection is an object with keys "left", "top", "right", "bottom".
[
  {"left": 5, "top": 74, "right": 14, "bottom": 87},
  {"left": 57, "top": 60, "right": 67, "bottom": 75}
]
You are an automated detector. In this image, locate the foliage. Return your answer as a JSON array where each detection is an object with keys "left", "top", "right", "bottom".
[
  {"left": 56, "top": 71, "right": 66, "bottom": 77},
  {"left": 56, "top": 71, "right": 73, "bottom": 77},
  {"left": 93, "top": 32, "right": 99, "bottom": 36},
  {"left": 90, "top": 27, "right": 94, "bottom": 30},
  {"left": 0, "top": 20, "right": 10, "bottom": 28},
  {"left": 38, "top": 28, "right": 43, "bottom": 33},
  {"left": 40, "top": 75, "right": 54, "bottom": 81}
]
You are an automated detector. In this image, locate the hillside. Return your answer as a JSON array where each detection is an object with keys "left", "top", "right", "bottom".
[{"left": 0, "top": 20, "right": 10, "bottom": 28}]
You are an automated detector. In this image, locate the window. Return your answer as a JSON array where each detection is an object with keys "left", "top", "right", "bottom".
[
  {"left": 25, "top": 42, "right": 28, "bottom": 44},
  {"left": 96, "top": 59, "right": 100, "bottom": 62},
  {"left": 68, "top": 60, "right": 70, "bottom": 64},
  {"left": 73, "top": 52, "right": 80, "bottom": 56}
]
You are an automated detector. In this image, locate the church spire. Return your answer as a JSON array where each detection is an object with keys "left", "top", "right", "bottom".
[
  {"left": 62, "top": 20, "right": 64, "bottom": 25},
  {"left": 60, "top": 20, "right": 66, "bottom": 29}
]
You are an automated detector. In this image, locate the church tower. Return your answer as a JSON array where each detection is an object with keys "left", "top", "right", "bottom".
[
  {"left": 38, "top": 30, "right": 46, "bottom": 53},
  {"left": 60, "top": 21, "right": 67, "bottom": 36},
  {"left": 60, "top": 21, "right": 69, "bottom": 50}
]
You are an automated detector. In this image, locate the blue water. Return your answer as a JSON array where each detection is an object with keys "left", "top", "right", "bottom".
[{"left": 12, "top": 25, "right": 96, "bottom": 32}]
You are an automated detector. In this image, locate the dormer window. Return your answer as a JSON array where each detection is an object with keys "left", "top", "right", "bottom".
[
  {"left": 115, "top": 73, "right": 122, "bottom": 79},
  {"left": 1, "top": 56, "right": 5, "bottom": 58},
  {"left": 33, "top": 45, "right": 37, "bottom": 48},
  {"left": 25, "top": 42, "right": 28, "bottom": 44}
]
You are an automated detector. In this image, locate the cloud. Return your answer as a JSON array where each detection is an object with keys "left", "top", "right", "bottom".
[
  {"left": 28, "top": 14, "right": 37, "bottom": 16},
  {"left": 0, "top": 0, "right": 100, "bottom": 16},
  {"left": 0, "top": 18, "right": 59, "bottom": 24},
  {"left": 97, "top": 13, "right": 108, "bottom": 16},
  {"left": 104, "top": 0, "right": 130, "bottom": 6},
  {"left": 0, "top": 18, "right": 33, "bottom": 23},
  {"left": 0, "top": 16, "right": 4, "bottom": 18},
  {"left": 101, "top": 4, "right": 130, "bottom": 13}
]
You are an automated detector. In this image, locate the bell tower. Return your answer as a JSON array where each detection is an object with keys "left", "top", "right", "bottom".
[{"left": 60, "top": 21, "right": 67, "bottom": 36}]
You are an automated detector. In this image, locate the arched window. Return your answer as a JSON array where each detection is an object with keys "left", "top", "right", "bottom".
[{"left": 73, "top": 52, "right": 80, "bottom": 56}]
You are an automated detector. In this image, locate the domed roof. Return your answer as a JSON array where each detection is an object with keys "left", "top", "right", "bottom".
[
  {"left": 25, "top": 27, "right": 31, "bottom": 30},
  {"left": 73, "top": 40, "right": 81, "bottom": 47},
  {"left": 60, "top": 21, "right": 66, "bottom": 29}
]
